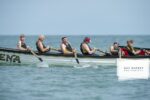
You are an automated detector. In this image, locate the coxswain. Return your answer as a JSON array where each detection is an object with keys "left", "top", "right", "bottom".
[
  {"left": 60, "top": 37, "right": 76, "bottom": 54},
  {"left": 80, "top": 37, "right": 96, "bottom": 55},
  {"left": 17, "top": 34, "right": 29, "bottom": 51},
  {"left": 36, "top": 35, "right": 50, "bottom": 53}
]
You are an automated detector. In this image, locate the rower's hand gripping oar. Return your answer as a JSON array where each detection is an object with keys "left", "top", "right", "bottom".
[{"left": 30, "top": 49, "right": 43, "bottom": 62}]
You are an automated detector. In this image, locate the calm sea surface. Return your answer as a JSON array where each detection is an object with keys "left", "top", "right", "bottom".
[{"left": 0, "top": 35, "right": 150, "bottom": 100}]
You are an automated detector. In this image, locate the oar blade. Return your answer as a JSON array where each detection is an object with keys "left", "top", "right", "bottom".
[
  {"left": 38, "top": 57, "right": 43, "bottom": 62},
  {"left": 76, "top": 58, "right": 80, "bottom": 64}
]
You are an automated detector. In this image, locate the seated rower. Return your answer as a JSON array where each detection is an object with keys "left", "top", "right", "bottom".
[
  {"left": 36, "top": 35, "right": 50, "bottom": 53},
  {"left": 80, "top": 37, "right": 96, "bottom": 55},
  {"left": 60, "top": 37, "right": 76, "bottom": 54},
  {"left": 17, "top": 34, "right": 29, "bottom": 51},
  {"left": 126, "top": 40, "right": 141, "bottom": 56},
  {"left": 110, "top": 42, "right": 119, "bottom": 55}
]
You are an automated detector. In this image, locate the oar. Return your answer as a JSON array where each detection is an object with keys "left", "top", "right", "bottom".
[
  {"left": 51, "top": 47, "right": 61, "bottom": 52},
  {"left": 119, "top": 46, "right": 150, "bottom": 50},
  {"left": 30, "top": 50, "right": 43, "bottom": 62},
  {"left": 96, "top": 49, "right": 111, "bottom": 56},
  {"left": 74, "top": 52, "right": 80, "bottom": 64},
  {"left": 50, "top": 47, "right": 80, "bottom": 64}
]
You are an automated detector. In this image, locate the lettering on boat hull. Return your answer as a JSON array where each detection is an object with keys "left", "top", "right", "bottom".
[{"left": 0, "top": 53, "right": 21, "bottom": 63}]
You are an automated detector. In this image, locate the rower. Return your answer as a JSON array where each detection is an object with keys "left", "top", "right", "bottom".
[
  {"left": 110, "top": 42, "right": 119, "bottom": 56},
  {"left": 60, "top": 37, "right": 75, "bottom": 54},
  {"left": 17, "top": 34, "right": 29, "bottom": 51},
  {"left": 80, "top": 37, "right": 96, "bottom": 55},
  {"left": 126, "top": 40, "right": 141, "bottom": 56},
  {"left": 36, "top": 35, "right": 50, "bottom": 53}
]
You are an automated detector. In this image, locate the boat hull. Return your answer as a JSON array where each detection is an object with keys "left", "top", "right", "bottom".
[{"left": 0, "top": 47, "right": 149, "bottom": 66}]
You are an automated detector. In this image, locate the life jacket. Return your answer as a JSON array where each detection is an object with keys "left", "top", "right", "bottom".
[
  {"left": 63, "top": 43, "right": 73, "bottom": 52},
  {"left": 36, "top": 41, "right": 48, "bottom": 53},
  {"left": 21, "top": 42, "right": 27, "bottom": 49},
  {"left": 138, "top": 50, "right": 146, "bottom": 55},
  {"left": 111, "top": 46, "right": 119, "bottom": 56},
  {"left": 80, "top": 43, "right": 92, "bottom": 55},
  {"left": 121, "top": 48, "right": 129, "bottom": 56},
  {"left": 126, "top": 45, "right": 135, "bottom": 56},
  {"left": 121, "top": 47, "right": 146, "bottom": 56}
]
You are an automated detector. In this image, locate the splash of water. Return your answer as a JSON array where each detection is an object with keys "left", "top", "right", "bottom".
[
  {"left": 36, "top": 62, "right": 49, "bottom": 67},
  {"left": 74, "top": 64, "right": 98, "bottom": 69}
]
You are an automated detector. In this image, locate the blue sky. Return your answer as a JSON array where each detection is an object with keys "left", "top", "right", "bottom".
[{"left": 0, "top": 0, "right": 150, "bottom": 35}]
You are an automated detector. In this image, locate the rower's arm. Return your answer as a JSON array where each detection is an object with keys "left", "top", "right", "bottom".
[
  {"left": 82, "top": 44, "right": 95, "bottom": 54},
  {"left": 131, "top": 47, "right": 140, "bottom": 55},
  {"left": 134, "top": 50, "right": 141, "bottom": 55},
  {"left": 38, "top": 42, "right": 49, "bottom": 52},
  {"left": 17, "top": 41, "right": 27, "bottom": 51},
  {"left": 61, "top": 44, "right": 73, "bottom": 54}
]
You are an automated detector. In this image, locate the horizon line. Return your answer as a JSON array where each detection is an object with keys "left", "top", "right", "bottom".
[{"left": 0, "top": 34, "right": 150, "bottom": 36}]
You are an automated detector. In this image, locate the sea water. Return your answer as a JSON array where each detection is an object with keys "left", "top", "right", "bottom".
[{"left": 0, "top": 35, "right": 150, "bottom": 100}]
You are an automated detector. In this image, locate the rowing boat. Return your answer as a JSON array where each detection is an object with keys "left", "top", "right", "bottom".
[{"left": 0, "top": 47, "right": 149, "bottom": 66}]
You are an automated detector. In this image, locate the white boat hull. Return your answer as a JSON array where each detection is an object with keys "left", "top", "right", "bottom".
[
  {"left": 0, "top": 47, "right": 149, "bottom": 66},
  {"left": 0, "top": 51, "right": 116, "bottom": 66}
]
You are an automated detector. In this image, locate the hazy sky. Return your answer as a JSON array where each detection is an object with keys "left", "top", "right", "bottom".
[{"left": 0, "top": 0, "right": 150, "bottom": 35}]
